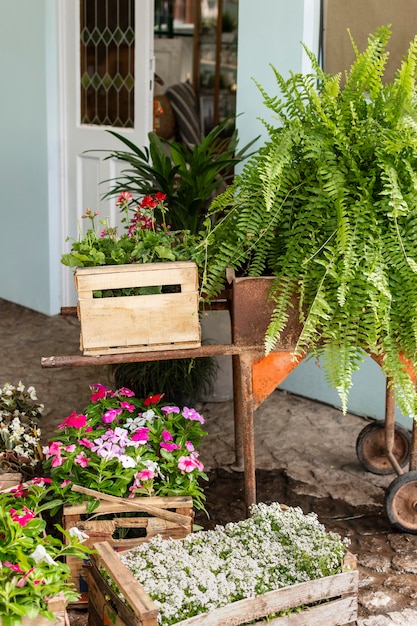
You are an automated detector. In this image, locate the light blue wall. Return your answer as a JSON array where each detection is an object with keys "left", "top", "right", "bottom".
[
  {"left": 0, "top": 0, "right": 60, "bottom": 315},
  {"left": 236, "top": 0, "right": 320, "bottom": 150},
  {"left": 235, "top": 0, "right": 411, "bottom": 429}
]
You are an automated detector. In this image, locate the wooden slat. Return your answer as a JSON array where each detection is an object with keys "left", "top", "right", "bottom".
[
  {"left": 71, "top": 486, "right": 192, "bottom": 528},
  {"left": 173, "top": 571, "right": 358, "bottom": 625},
  {"left": 64, "top": 494, "right": 193, "bottom": 516},
  {"left": 75, "top": 262, "right": 198, "bottom": 294},
  {"left": 95, "top": 542, "right": 159, "bottom": 620}
]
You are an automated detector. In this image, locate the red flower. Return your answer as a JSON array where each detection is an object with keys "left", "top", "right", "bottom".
[
  {"left": 155, "top": 191, "right": 167, "bottom": 203},
  {"left": 141, "top": 195, "right": 157, "bottom": 209},
  {"left": 144, "top": 393, "right": 165, "bottom": 406}
]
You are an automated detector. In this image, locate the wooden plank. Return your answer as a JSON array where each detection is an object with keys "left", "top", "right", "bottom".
[
  {"left": 96, "top": 542, "right": 159, "bottom": 620},
  {"left": 75, "top": 262, "right": 198, "bottom": 293},
  {"left": 252, "top": 596, "right": 357, "bottom": 625},
  {"left": 172, "top": 572, "right": 358, "bottom": 625},
  {"left": 70, "top": 486, "right": 192, "bottom": 528},
  {"left": 64, "top": 495, "right": 193, "bottom": 516},
  {"left": 79, "top": 292, "right": 200, "bottom": 351}
]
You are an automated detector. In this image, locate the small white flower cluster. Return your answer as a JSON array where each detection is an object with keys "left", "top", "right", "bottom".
[
  {"left": 119, "top": 502, "right": 350, "bottom": 624},
  {"left": 0, "top": 381, "right": 43, "bottom": 468}
]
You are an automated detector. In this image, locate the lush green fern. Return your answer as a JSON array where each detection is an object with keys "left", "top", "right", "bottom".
[{"left": 201, "top": 26, "right": 417, "bottom": 417}]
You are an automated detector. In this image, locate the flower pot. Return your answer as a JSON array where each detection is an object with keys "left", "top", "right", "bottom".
[
  {"left": 88, "top": 543, "right": 358, "bottom": 626},
  {"left": 74, "top": 262, "right": 201, "bottom": 355},
  {"left": 62, "top": 494, "right": 194, "bottom": 606}
]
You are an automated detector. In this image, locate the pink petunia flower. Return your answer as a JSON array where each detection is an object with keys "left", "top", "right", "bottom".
[
  {"left": 160, "top": 442, "right": 181, "bottom": 452},
  {"left": 58, "top": 412, "right": 87, "bottom": 430},
  {"left": 131, "top": 427, "right": 150, "bottom": 444},
  {"left": 161, "top": 405, "right": 180, "bottom": 415},
  {"left": 120, "top": 401, "right": 135, "bottom": 412},
  {"left": 177, "top": 454, "right": 204, "bottom": 473},
  {"left": 118, "top": 387, "right": 135, "bottom": 397},
  {"left": 102, "top": 408, "right": 123, "bottom": 424},
  {"left": 32, "top": 477, "right": 52, "bottom": 486},
  {"left": 51, "top": 454, "right": 64, "bottom": 468},
  {"left": 182, "top": 407, "right": 205, "bottom": 424},
  {"left": 74, "top": 452, "right": 90, "bottom": 468},
  {"left": 78, "top": 438, "right": 94, "bottom": 449},
  {"left": 136, "top": 468, "right": 155, "bottom": 481},
  {"left": 161, "top": 429, "right": 173, "bottom": 441},
  {"left": 10, "top": 506, "right": 36, "bottom": 527},
  {"left": 90, "top": 384, "right": 108, "bottom": 402},
  {"left": 4, "top": 561, "right": 24, "bottom": 573}
]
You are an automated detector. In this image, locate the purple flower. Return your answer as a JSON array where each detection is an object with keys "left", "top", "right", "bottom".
[
  {"left": 161, "top": 405, "right": 180, "bottom": 414},
  {"left": 182, "top": 407, "right": 205, "bottom": 424}
]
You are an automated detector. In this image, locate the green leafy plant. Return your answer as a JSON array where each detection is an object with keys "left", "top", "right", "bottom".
[
  {"left": 42, "top": 384, "right": 208, "bottom": 511},
  {"left": 0, "top": 382, "right": 44, "bottom": 476},
  {"left": 61, "top": 191, "right": 200, "bottom": 271},
  {"left": 117, "top": 502, "right": 349, "bottom": 624},
  {"left": 101, "top": 119, "right": 257, "bottom": 234},
  {"left": 111, "top": 356, "right": 218, "bottom": 406},
  {"left": 0, "top": 479, "right": 91, "bottom": 625},
  {"left": 202, "top": 26, "right": 417, "bottom": 418}
]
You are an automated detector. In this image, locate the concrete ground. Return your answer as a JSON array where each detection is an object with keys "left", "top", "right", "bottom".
[{"left": 1, "top": 297, "right": 417, "bottom": 625}]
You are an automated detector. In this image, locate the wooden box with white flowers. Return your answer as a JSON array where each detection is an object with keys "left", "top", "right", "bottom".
[{"left": 88, "top": 503, "right": 358, "bottom": 626}]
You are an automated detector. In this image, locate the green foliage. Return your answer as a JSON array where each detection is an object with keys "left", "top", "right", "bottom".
[
  {"left": 101, "top": 118, "right": 257, "bottom": 234},
  {"left": 202, "top": 26, "right": 417, "bottom": 417},
  {"left": 0, "top": 481, "right": 91, "bottom": 624},
  {"left": 61, "top": 194, "right": 201, "bottom": 271},
  {"left": 111, "top": 356, "right": 218, "bottom": 406}
]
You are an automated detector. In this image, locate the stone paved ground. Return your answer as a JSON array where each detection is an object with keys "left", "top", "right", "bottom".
[{"left": 2, "top": 297, "right": 417, "bottom": 625}]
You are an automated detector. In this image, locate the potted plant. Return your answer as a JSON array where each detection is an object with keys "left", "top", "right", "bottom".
[
  {"left": 61, "top": 192, "right": 203, "bottom": 356},
  {"left": 201, "top": 26, "right": 417, "bottom": 419},
  {"left": 101, "top": 118, "right": 257, "bottom": 234},
  {"left": 0, "top": 478, "right": 90, "bottom": 625},
  {"left": 88, "top": 502, "right": 357, "bottom": 625},
  {"left": 0, "top": 382, "right": 44, "bottom": 485},
  {"left": 42, "top": 384, "right": 207, "bottom": 600},
  {"left": 42, "top": 383, "right": 208, "bottom": 512}
]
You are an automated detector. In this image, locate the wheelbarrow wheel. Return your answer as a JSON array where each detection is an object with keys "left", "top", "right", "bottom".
[
  {"left": 356, "top": 421, "right": 411, "bottom": 475},
  {"left": 384, "top": 471, "right": 417, "bottom": 534}
]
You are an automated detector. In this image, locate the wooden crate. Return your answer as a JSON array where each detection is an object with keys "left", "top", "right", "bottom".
[
  {"left": 74, "top": 262, "right": 201, "bottom": 355},
  {"left": 63, "top": 494, "right": 194, "bottom": 605},
  {"left": 88, "top": 543, "right": 358, "bottom": 626}
]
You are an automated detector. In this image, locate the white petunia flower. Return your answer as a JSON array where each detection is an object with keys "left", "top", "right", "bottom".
[{"left": 30, "top": 544, "right": 58, "bottom": 566}]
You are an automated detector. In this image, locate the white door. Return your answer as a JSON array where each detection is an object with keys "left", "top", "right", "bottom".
[{"left": 59, "top": 0, "right": 154, "bottom": 306}]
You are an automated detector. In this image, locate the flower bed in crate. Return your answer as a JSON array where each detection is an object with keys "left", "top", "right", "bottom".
[{"left": 88, "top": 503, "right": 358, "bottom": 626}]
